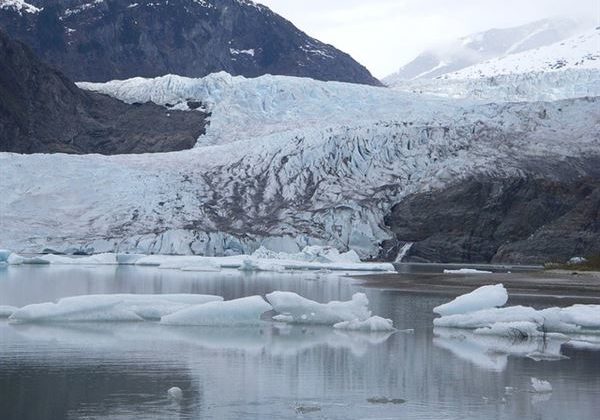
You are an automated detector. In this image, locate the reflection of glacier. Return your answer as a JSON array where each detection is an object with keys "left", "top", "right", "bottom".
[{"left": 433, "top": 327, "right": 568, "bottom": 371}]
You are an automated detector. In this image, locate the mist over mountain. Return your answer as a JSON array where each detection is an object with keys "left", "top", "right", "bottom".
[{"left": 384, "top": 18, "right": 588, "bottom": 84}]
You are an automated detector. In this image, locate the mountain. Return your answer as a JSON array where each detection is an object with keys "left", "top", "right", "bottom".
[
  {"left": 388, "top": 28, "right": 600, "bottom": 102},
  {"left": 0, "top": 30, "right": 207, "bottom": 154},
  {"left": 383, "top": 18, "right": 585, "bottom": 85},
  {"left": 1, "top": 72, "right": 598, "bottom": 264},
  {"left": 442, "top": 27, "right": 600, "bottom": 79},
  {"left": 0, "top": 0, "right": 380, "bottom": 85}
]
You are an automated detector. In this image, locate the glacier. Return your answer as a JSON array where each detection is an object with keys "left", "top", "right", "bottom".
[{"left": 1, "top": 67, "right": 599, "bottom": 258}]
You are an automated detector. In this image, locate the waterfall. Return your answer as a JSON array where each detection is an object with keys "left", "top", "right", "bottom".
[{"left": 394, "top": 242, "right": 414, "bottom": 263}]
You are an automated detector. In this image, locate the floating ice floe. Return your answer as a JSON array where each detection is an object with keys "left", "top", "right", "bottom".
[
  {"left": 443, "top": 268, "right": 493, "bottom": 274},
  {"left": 333, "top": 316, "right": 396, "bottom": 332},
  {"left": 433, "top": 284, "right": 508, "bottom": 316},
  {"left": 9, "top": 294, "right": 223, "bottom": 323},
  {"left": 0, "top": 305, "right": 18, "bottom": 318},
  {"left": 433, "top": 284, "right": 600, "bottom": 337},
  {"left": 161, "top": 296, "right": 272, "bottom": 326},
  {"left": 238, "top": 258, "right": 285, "bottom": 272},
  {"left": 530, "top": 378, "right": 553, "bottom": 393},
  {"left": 0, "top": 249, "right": 11, "bottom": 262},
  {"left": 267, "top": 292, "right": 372, "bottom": 325},
  {"left": 3, "top": 246, "right": 394, "bottom": 272}
]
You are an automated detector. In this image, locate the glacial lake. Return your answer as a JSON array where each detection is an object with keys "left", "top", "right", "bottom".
[{"left": 1, "top": 265, "right": 599, "bottom": 420}]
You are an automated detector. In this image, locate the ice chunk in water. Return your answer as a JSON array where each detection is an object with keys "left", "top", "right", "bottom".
[
  {"left": 531, "top": 378, "right": 552, "bottom": 393},
  {"left": 0, "top": 249, "right": 11, "bottom": 262},
  {"left": 443, "top": 268, "right": 493, "bottom": 274},
  {"left": 333, "top": 316, "right": 395, "bottom": 332},
  {"left": 238, "top": 258, "right": 285, "bottom": 272},
  {"left": 433, "top": 284, "right": 508, "bottom": 316},
  {"left": 0, "top": 305, "right": 18, "bottom": 318},
  {"left": 9, "top": 294, "right": 223, "bottom": 323},
  {"left": 266, "top": 291, "right": 371, "bottom": 325},
  {"left": 161, "top": 296, "right": 272, "bottom": 326}
]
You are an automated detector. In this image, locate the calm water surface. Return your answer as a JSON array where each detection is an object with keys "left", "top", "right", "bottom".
[{"left": 0, "top": 265, "right": 599, "bottom": 419}]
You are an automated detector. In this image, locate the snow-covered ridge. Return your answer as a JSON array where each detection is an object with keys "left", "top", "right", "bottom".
[
  {"left": 445, "top": 28, "right": 600, "bottom": 79},
  {"left": 384, "top": 18, "right": 587, "bottom": 84},
  {"left": 0, "top": 0, "right": 40, "bottom": 14},
  {"left": 392, "top": 69, "right": 600, "bottom": 102}
]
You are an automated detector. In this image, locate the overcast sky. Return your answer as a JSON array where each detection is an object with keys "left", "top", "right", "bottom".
[{"left": 258, "top": 0, "right": 600, "bottom": 78}]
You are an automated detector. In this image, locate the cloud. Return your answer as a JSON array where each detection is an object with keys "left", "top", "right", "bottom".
[{"left": 258, "top": 0, "right": 599, "bottom": 78}]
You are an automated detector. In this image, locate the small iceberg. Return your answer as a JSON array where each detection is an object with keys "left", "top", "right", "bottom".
[
  {"left": 333, "top": 316, "right": 396, "bottom": 332},
  {"left": 167, "top": 386, "right": 183, "bottom": 401},
  {"left": 433, "top": 284, "right": 600, "bottom": 337},
  {"left": 9, "top": 294, "right": 223, "bottom": 323},
  {"left": 267, "top": 291, "right": 372, "bottom": 325},
  {"left": 530, "top": 378, "right": 552, "bottom": 393},
  {"left": 0, "top": 305, "right": 18, "bottom": 318},
  {"left": 0, "top": 249, "right": 12, "bottom": 263},
  {"left": 161, "top": 296, "right": 272, "bottom": 326},
  {"left": 433, "top": 284, "right": 508, "bottom": 316},
  {"left": 238, "top": 258, "right": 285, "bottom": 272},
  {"left": 444, "top": 268, "right": 493, "bottom": 274}
]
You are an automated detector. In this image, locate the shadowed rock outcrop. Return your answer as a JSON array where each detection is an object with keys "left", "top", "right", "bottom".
[
  {"left": 0, "top": 30, "right": 207, "bottom": 154},
  {"left": 382, "top": 177, "right": 600, "bottom": 264}
]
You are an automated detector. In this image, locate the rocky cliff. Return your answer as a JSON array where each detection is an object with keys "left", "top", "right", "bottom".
[
  {"left": 0, "top": 30, "right": 207, "bottom": 154},
  {"left": 0, "top": 0, "right": 380, "bottom": 85}
]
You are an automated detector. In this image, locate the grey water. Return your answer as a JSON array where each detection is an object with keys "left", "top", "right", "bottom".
[{"left": 0, "top": 265, "right": 599, "bottom": 420}]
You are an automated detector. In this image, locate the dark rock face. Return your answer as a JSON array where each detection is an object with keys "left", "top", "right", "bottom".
[
  {"left": 0, "top": 0, "right": 380, "bottom": 86},
  {"left": 382, "top": 177, "right": 600, "bottom": 264},
  {"left": 0, "top": 30, "right": 207, "bottom": 154}
]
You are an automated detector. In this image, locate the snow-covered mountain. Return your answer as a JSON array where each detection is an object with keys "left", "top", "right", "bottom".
[
  {"left": 1, "top": 73, "right": 598, "bottom": 263},
  {"left": 389, "top": 28, "right": 600, "bottom": 102},
  {"left": 444, "top": 28, "right": 600, "bottom": 79},
  {"left": 384, "top": 18, "right": 586, "bottom": 84}
]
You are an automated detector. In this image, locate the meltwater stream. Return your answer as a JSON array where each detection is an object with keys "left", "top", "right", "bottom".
[{"left": 0, "top": 265, "right": 599, "bottom": 419}]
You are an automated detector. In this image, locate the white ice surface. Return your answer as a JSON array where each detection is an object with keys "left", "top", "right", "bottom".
[
  {"left": 0, "top": 249, "right": 11, "bottom": 262},
  {"left": 9, "top": 294, "right": 223, "bottom": 323},
  {"left": 531, "top": 378, "right": 553, "bottom": 393},
  {"left": 4, "top": 248, "right": 394, "bottom": 272},
  {"left": 333, "top": 316, "right": 395, "bottom": 332},
  {"left": 443, "top": 268, "right": 493, "bottom": 274},
  {"left": 0, "top": 305, "right": 18, "bottom": 318},
  {"left": 433, "top": 284, "right": 508, "bottom": 316},
  {"left": 160, "top": 296, "right": 272, "bottom": 326},
  {"left": 267, "top": 292, "right": 371, "bottom": 325},
  {"left": 433, "top": 285, "right": 600, "bottom": 336}
]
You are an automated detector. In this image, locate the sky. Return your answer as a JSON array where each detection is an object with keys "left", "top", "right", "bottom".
[{"left": 257, "top": 0, "right": 600, "bottom": 78}]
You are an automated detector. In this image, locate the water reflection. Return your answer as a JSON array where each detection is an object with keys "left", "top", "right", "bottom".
[
  {"left": 0, "top": 266, "right": 599, "bottom": 419},
  {"left": 433, "top": 327, "right": 568, "bottom": 371}
]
